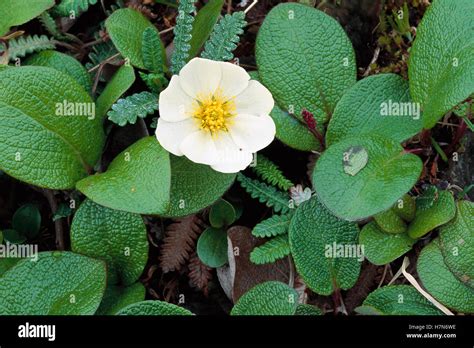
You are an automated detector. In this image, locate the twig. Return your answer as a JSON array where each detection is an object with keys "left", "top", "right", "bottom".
[
  {"left": 378, "top": 264, "right": 389, "bottom": 288},
  {"left": 41, "top": 189, "right": 65, "bottom": 251},
  {"left": 87, "top": 52, "right": 121, "bottom": 73},
  {"left": 244, "top": 0, "right": 258, "bottom": 14}
]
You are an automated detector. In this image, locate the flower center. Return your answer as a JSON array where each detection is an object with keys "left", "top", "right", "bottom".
[{"left": 193, "top": 90, "right": 236, "bottom": 134}]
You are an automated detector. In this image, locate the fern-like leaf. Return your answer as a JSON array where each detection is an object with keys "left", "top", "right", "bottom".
[
  {"left": 52, "top": 0, "right": 98, "bottom": 17},
  {"left": 107, "top": 91, "right": 159, "bottom": 126},
  {"left": 142, "top": 27, "right": 164, "bottom": 73},
  {"left": 139, "top": 71, "right": 168, "bottom": 94},
  {"left": 159, "top": 214, "right": 204, "bottom": 273},
  {"left": 201, "top": 11, "right": 246, "bottom": 61},
  {"left": 250, "top": 234, "right": 290, "bottom": 265},
  {"left": 7, "top": 35, "right": 55, "bottom": 61},
  {"left": 188, "top": 252, "right": 213, "bottom": 296},
  {"left": 252, "top": 154, "right": 293, "bottom": 190},
  {"left": 252, "top": 213, "right": 293, "bottom": 238},
  {"left": 171, "top": 0, "right": 196, "bottom": 74},
  {"left": 237, "top": 173, "right": 291, "bottom": 214},
  {"left": 38, "top": 12, "right": 69, "bottom": 40}
]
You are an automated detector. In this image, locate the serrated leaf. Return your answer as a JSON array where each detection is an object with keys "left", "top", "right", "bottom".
[
  {"left": 250, "top": 234, "right": 290, "bottom": 265},
  {"left": 0, "top": 0, "right": 55, "bottom": 36},
  {"left": 439, "top": 201, "right": 474, "bottom": 288},
  {"left": 359, "top": 222, "right": 414, "bottom": 266},
  {"left": 312, "top": 135, "right": 422, "bottom": 221},
  {"left": 252, "top": 213, "right": 292, "bottom": 238},
  {"left": 0, "top": 251, "right": 106, "bottom": 315},
  {"left": 25, "top": 50, "right": 92, "bottom": 94},
  {"left": 326, "top": 74, "right": 423, "bottom": 147},
  {"left": 409, "top": 0, "right": 474, "bottom": 129},
  {"left": 417, "top": 240, "right": 474, "bottom": 313},
  {"left": 256, "top": 3, "right": 356, "bottom": 125},
  {"left": 105, "top": 8, "right": 165, "bottom": 69},
  {"left": 117, "top": 300, "right": 193, "bottom": 315},
  {"left": 142, "top": 27, "right": 165, "bottom": 73},
  {"left": 237, "top": 174, "right": 291, "bottom": 214},
  {"left": 171, "top": 0, "right": 196, "bottom": 74},
  {"left": 52, "top": 0, "right": 98, "bottom": 17},
  {"left": 209, "top": 199, "right": 236, "bottom": 228},
  {"left": 289, "top": 196, "right": 361, "bottom": 295},
  {"left": 71, "top": 199, "right": 148, "bottom": 285},
  {"left": 197, "top": 227, "right": 228, "bottom": 268},
  {"left": 96, "top": 283, "right": 146, "bottom": 315},
  {"left": 407, "top": 190, "right": 456, "bottom": 239},
  {"left": 252, "top": 154, "right": 293, "bottom": 191},
  {"left": 107, "top": 91, "right": 158, "bottom": 126},
  {"left": 96, "top": 64, "right": 135, "bottom": 119},
  {"left": 231, "top": 281, "right": 298, "bottom": 315},
  {"left": 0, "top": 66, "right": 105, "bottom": 189},
  {"left": 6, "top": 35, "right": 55, "bottom": 61},
  {"left": 295, "top": 304, "right": 322, "bottom": 316},
  {"left": 356, "top": 285, "right": 442, "bottom": 315},
  {"left": 12, "top": 204, "right": 41, "bottom": 239}
]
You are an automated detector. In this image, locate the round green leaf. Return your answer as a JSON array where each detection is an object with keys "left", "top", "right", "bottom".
[
  {"left": 256, "top": 3, "right": 356, "bottom": 125},
  {"left": 417, "top": 240, "right": 474, "bottom": 313},
  {"left": 12, "top": 203, "right": 41, "bottom": 239},
  {"left": 0, "top": 66, "right": 105, "bottom": 189},
  {"left": 0, "top": 0, "right": 55, "bottom": 36},
  {"left": 2, "top": 229, "right": 26, "bottom": 244},
  {"left": 105, "top": 8, "right": 165, "bottom": 69},
  {"left": 409, "top": 0, "right": 474, "bottom": 129},
  {"left": 209, "top": 199, "right": 236, "bottom": 228},
  {"left": 0, "top": 251, "right": 106, "bottom": 315},
  {"left": 439, "top": 201, "right": 474, "bottom": 288},
  {"left": 326, "top": 74, "right": 423, "bottom": 147},
  {"left": 373, "top": 209, "right": 407, "bottom": 234},
  {"left": 312, "top": 135, "right": 422, "bottom": 221},
  {"left": 197, "top": 227, "right": 228, "bottom": 268},
  {"left": 231, "top": 281, "right": 298, "bottom": 315},
  {"left": 359, "top": 222, "right": 414, "bottom": 266},
  {"left": 96, "top": 283, "right": 146, "bottom": 315},
  {"left": 25, "top": 50, "right": 92, "bottom": 93},
  {"left": 356, "top": 285, "right": 442, "bottom": 315},
  {"left": 289, "top": 196, "right": 361, "bottom": 295},
  {"left": 71, "top": 199, "right": 148, "bottom": 285},
  {"left": 407, "top": 190, "right": 456, "bottom": 239},
  {"left": 117, "top": 300, "right": 193, "bottom": 315}
]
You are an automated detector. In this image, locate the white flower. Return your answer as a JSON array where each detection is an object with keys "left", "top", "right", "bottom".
[{"left": 155, "top": 58, "right": 276, "bottom": 173}]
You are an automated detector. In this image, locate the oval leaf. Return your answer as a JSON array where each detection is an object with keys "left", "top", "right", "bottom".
[
  {"left": 197, "top": 227, "right": 228, "bottom": 268},
  {"left": 96, "top": 283, "right": 146, "bottom": 315},
  {"left": 117, "top": 300, "right": 193, "bottom": 315}
]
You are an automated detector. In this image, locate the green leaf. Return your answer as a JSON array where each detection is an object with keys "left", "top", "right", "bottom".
[
  {"left": 252, "top": 154, "right": 293, "bottom": 191},
  {"left": 359, "top": 222, "right": 415, "bottom": 266},
  {"left": 105, "top": 8, "right": 165, "bottom": 69},
  {"left": 25, "top": 50, "right": 92, "bottom": 94},
  {"left": 0, "top": 66, "right": 105, "bottom": 189},
  {"left": 201, "top": 11, "right": 246, "bottom": 61},
  {"left": 117, "top": 300, "right": 193, "bottom": 315},
  {"left": 0, "top": 251, "right": 106, "bottom": 315},
  {"left": 2, "top": 229, "right": 27, "bottom": 244},
  {"left": 188, "top": 0, "right": 224, "bottom": 59},
  {"left": 71, "top": 199, "right": 148, "bottom": 285},
  {"left": 407, "top": 190, "right": 456, "bottom": 239},
  {"left": 356, "top": 285, "right": 442, "bottom": 315},
  {"left": 252, "top": 213, "right": 292, "bottom": 238},
  {"left": 250, "top": 234, "right": 290, "bottom": 265},
  {"left": 439, "top": 201, "right": 474, "bottom": 288},
  {"left": 96, "top": 283, "right": 146, "bottom": 315},
  {"left": 326, "top": 74, "right": 423, "bottom": 147},
  {"left": 76, "top": 136, "right": 171, "bottom": 215},
  {"left": 209, "top": 199, "right": 236, "bottom": 228},
  {"left": 12, "top": 203, "right": 41, "bottom": 239},
  {"left": 374, "top": 209, "right": 407, "bottom": 234},
  {"left": 408, "top": 0, "right": 474, "bottom": 129},
  {"left": 393, "top": 193, "right": 416, "bottom": 222},
  {"left": 96, "top": 64, "right": 135, "bottom": 119},
  {"left": 295, "top": 304, "right": 322, "bottom": 316},
  {"left": 0, "top": 258, "right": 20, "bottom": 277},
  {"left": 342, "top": 145, "right": 368, "bottom": 176},
  {"left": 231, "top": 281, "right": 298, "bottom": 315},
  {"left": 0, "top": 0, "right": 55, "bottom": 36},
  {"left": 107, "top": 91, "right": 158, "bottom": 126},
  {"left": 52, "top": 202, "right": 74, "bottom": 221},
  {"left": 142, "top": 27, "right": 165, "bottom": 73},
  {"left": 312, "top": 136, "right": 422, "bottom": 221},
  {"left": 171, "top": 0, "right": 196, "bottom": 74},
  {"left": 289, "top": 196, "right": 361, "bottom": 295},
  {"left": 237, "top": 174, "right": 291, "bottom": 214},
  {"left": 256, "top": 3, "right": 356, "bottom": 125},
  {"left": 197, "top": 227, "right": 228, "bottom": 268},
  {"left": 6, "top": 35, "right": 55, "bottom": 61},
  {"left": 417, "top": 240, "right": 474, "bottom": 313},
  {"left": 51, "top": 0, "right": 98, "bottom": 17}
]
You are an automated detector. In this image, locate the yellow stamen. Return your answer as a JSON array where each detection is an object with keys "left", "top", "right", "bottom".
[{"left": 192, "top": 89, "right": 236, "bottom": 135}]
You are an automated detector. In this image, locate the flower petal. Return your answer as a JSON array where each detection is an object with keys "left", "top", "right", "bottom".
[
  {"left": 178, "top": 58, "right": 222, "bottom": 98},
  {"left": 219, "top": 62, "right": 250, "bottom": 99},
  {"left": 211, "top": 132, "right": 253, "bottom": 173},
  {"left": 234, "top": 80, "right": 274, "bottom": 116},
  {"left": 158, "top": 75, "right": 194, "bottom": 122},
  {"left": 179, "top": 130, "right": 219, "bottom": 165},
  {"left": 229, "top": 114, "right": 276, "bottom": 153},
  {"left": 155, "top": 117, "right": 198, "bottom": 156}
]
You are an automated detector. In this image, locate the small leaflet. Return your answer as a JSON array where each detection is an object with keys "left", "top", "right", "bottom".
[{"left": 343, "top": 145, "right": 368, "bottom": 176}]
